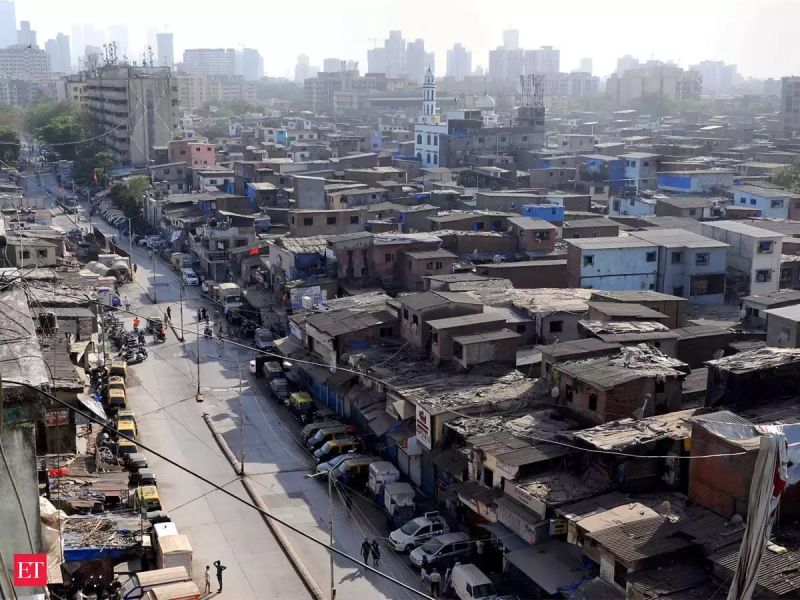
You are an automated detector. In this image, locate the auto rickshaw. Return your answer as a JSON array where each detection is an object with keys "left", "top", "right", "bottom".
[
  {"left": 146, "top": 317, "right": 163, "bottom": 335},
  {"left": 288, "top": 392, "right": 315, "bottom": 424},
  {"left": 118, "top": 438, "right": 138, "bottom": 460},
  {"left": 306, "top": 425, "right": 353, "bottom": 452},
  {"left": 107, "top": 388, "right": 127, "bottom": 410},
  {"left": 135, "top": 485, "right": 163, "bottom": 513},
  {"left": 330, "top": 456, "right": 376, "bottom": 489},
  {"left": 117, "top": 419, "right": 137, "bottom": 440},
  {"left": 313, "top": 437, "right": 360, "bottom": 464},
  {"left": 109, "top": 375, "right": 126, "bottom": 391},
  {"left": 116, "top": 409, "right": 136, "bottom": 429},
  {"left": 129, "top": 467, "right": 156, "bottom": 487},
  {"left": 110, "top": 359, "right": 127, "bottom": 379}
]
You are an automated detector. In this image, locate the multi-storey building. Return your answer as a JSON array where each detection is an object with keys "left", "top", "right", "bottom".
[
  {"left": 44, "top": 33, "right": 70, "bottom": 74},
  {"left": 156, "top": 32, "right": 174, "bottom": 69},
  {"left": 83, "top": 65, "right": 178, "bottom": 166},
  {"left": 781, "top": 76, "right": 800, "bottom": 137},
  {"left": 524, "top": 45, "right": 560, "bottom": 74},
  {"left": 182, "top": 48, "right": 236, "bottom": 76},
  {"left": 173, "top": 73, "right": 207, "bottom": 109},
  {"left": 446, "top": 43, "right": 471, "bottom": 81},
  {"left": 0, "top": 45, "right": 50, "bottom": 80},
  {"left": 606, "top": 65, "right": 702, "bottom": 105}
]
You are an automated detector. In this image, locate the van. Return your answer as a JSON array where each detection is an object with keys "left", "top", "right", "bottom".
[
  {"left": 451, "top": 564, "right": 497, "bottom": 600},
  {"left": 180, "top": 269, "right": 199, "bottom": 286},
  {"left": 119, "top": 566, "right": 190, "bottom": 599},
  {"left": 409, "top": 532, "right": 472, "bottom": 569}
]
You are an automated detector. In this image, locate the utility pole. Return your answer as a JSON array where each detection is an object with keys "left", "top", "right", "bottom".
[
  {"left": 128, "top": 217, "right": 133, "bottom": 252},
  {"left": 151, "top": 250, "right": 158, "bottom": 303},
  {"left": 239, "top": 362, "right": 245, "bottom": 475},
  {"left": 179, "top": 283, "right": 185, "bottom": 342},
  {"left": 195, "top": 319, "right": 202, "bottom": 402},
  {"left": 329, "top": 473, "right": 335, "bottom": 600}
]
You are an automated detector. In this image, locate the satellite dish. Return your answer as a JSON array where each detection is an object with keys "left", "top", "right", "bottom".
[{"left": 551, "top": 386, "right": 559, "bottom": 399}]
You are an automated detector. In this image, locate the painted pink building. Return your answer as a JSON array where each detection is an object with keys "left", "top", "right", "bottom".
[{"left": 168, "top": 140, "right": 216, "bottom": 168}]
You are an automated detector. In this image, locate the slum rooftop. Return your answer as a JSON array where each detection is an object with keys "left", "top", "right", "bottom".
[
  {"left": 556, "top": 345, "right": 688, "bottom": 389},
  {"left": 741, "top": 288, "right": 800, "bottom": 307},
  {"left": 445, "top": 408, "right": 580, "bottom": 440},
  {"left": 468, "top": 287, "right": 593, "bottom": 315},
  {"left": 706, "top": 346, "right": 800, "bottom": 374},
  {"left": 565, "top": 408, "right": 700, "bottom": 451},
  {"left": 396, "top": 290, "right": 483, "bottom": 311},
  {"left": 587, "top": 302, "right": 669, "bottom": 320},
  {"left": 630, "top": 228, "right": 729, "bottom": 248}
]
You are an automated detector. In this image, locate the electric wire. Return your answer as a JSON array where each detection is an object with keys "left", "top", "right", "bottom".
[{"left": 2, "top": 378, "right": 434, "bottom": 600}]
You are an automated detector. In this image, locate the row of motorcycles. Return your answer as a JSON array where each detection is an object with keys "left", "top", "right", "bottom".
[{"left": 103, "top": 313, "right": 150, "bottom": 365}]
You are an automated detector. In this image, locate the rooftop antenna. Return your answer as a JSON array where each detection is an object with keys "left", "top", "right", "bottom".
[{"left": 147, "top": 45, "right": 154, "bottom": 67}]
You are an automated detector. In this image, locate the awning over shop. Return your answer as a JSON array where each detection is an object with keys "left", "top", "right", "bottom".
[
  {"left": 170, "top": 230, "right": 182, "bottom": 243},
  {"left": 477, "top": 522, "right": 529, "bottom": 552},
  {"left": 507, "top": 540, "right": 586, "bottom": 595},
  {"left": 77, "top": 393, "right": 107, "bottom": 422},
  {"left": 430, "top": 448, "right": 468, "bottom": 479},
  {"left": 273, "top": 336, "right": 306, "bottom": 359}
]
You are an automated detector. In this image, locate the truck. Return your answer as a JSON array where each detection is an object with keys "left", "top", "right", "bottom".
[
  {"left": 211, "top": 283, "right": 242, "bottom": 310},
  {"left": 155, "top": 534, "right": 193, "bottom": 577},
  {"left": 170, "top": 253, "right": 192, "bottom": 271}
]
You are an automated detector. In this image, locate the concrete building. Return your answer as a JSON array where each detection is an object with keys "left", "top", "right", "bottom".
[
  {"left": 620, "top": 152, "right": 660, "bottom": 190},
  {"left": 0, "top": 44, "right": 50, "bottom": 80},
  {"left": 655, "top": 197, "right": 719, "bottom": 220},
  {"left": 83, "top": 65, "right": 178, "bottom": 166},
  {"left": 566, "top": 236, "right": 658, "bottom": 291},
  {"left": 397, "top": 291, "right": 484, "bottom": 351},
  {"left": 606, "top": 65, "right": 702, "bottom": 105},
  {"left": 628, "top": 229, "right": 728, "bottom": 304},
  {"left": 690, "top": 60, "right": 736, "bottom": 96},
  {"left": 524, "top": 46, "right": 560, "bottom": 75},
  {"left": 0, "top": 0, "right": 15, "bottom": 49},
  {"left": 156, "top": 32, "right": 174, "bottom": 68},
  {"left": 657, "top": 169, "right": 735, "bottom": 194},
  {"left": 44, "top": 32, "right": 70, "bottom": 74},
  {"left": 242, "top": 47, "right": 264, "bottom": 81},
  {"left": 406, "top": 38, "right": 434, "bottom": 84},
  {"left": 701, "top": 220, "right": 783, "bottom": 298},
  {"left": 16, "top": 20, "right": 35, "bottom": 47},
  {"left": 730, "top": 183, "right": 800, "bottom": 219},
  {"left": 168, "top": 139, "right": 215, "bottom": 168},
  {"left": 173, "top": 73, "right": 207, "bottom": 109},
  {"left": 781, "top": 76, "right": 800, "bottom": 137},
  {"left": 182, "top": 48, "right": 236, "bottom": 76},
  {"left": 765, "top": 304, "right": 800, "bottom": 348},
  {"left": 446, "top": 43, "right": 471, "bottom": 81}
]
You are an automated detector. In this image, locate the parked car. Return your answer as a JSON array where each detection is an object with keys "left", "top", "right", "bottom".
[
  {"left": 409, "top": 532, "right": 472, "bottom": 569},
  {"left": 181, "top": 268, "right": 199, "bottom": 286},
  {"left": 451, "top": 564, "right": 497, "bottom": 600},
  {"left": 389, "top": 511, "right": 449, "bottom": 552}
]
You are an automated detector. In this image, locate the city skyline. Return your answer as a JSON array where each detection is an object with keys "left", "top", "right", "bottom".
[{"left": 9, "top": 0, "right": 800, "bottom": 80}]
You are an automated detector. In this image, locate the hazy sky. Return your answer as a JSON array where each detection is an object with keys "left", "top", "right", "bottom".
[{"left": 16, "top": 0, "right": 800, "bottom": 79}]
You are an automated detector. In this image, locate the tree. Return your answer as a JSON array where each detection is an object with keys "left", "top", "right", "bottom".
[
  {"left": 73, "top": 149, "right": 114, "bottom": 185},
  {"left": 0, "top": 126, "right": 20, "bottom": 165},
  {"left": 35, "top": 114, "right": 85, "bottom": 160},
  {"left": 109, "top": 176, "right": 151, "bottom": 218},
  {"left": 775, "top": 160, "right": 800, "bottom": 193},
  {"left": 634, "top": 93, "right": 677, "bottom": 119}
]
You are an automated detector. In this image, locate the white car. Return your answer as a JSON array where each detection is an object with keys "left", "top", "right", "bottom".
[{"left": 388, "top": 512, "right": 449, "bottom": 552}]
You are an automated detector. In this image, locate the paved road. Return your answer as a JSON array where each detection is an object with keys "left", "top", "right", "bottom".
[{"left": 90, "top": 216, "right": 429, "bottom": 599}]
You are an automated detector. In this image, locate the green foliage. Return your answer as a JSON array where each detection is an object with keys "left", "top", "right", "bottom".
[
  {"left": 774, "top": 160, "right": 800, "bottom": 193},
  {"left": 254, "top": 78, "right": 304, "bottom": 104},
  {"left": 24, "top": 101, "right": 82, "bottom": 133},
  {"left": 572, "top": 94, "right": 612, "bottom": 114},
  {"left": 109, "top": 176, "right": 151, "bottom": 218},
  {"left": 0, "top": 104, "right": 24, "bottom": 133},
  {"left": 35, "top": 114, "right": 85, "bottom": 160},
  {"left": 200, "top": 122, "right": 230, "bottom": 140},
  {"left": 73, "top": 149, "right": 114, "bottom": 185},
  {"left": 0, "top": 126, "right": 20, "bottom": 165},
  {"left": 634, "top": 93, "right": 677, "bottom": 119}
]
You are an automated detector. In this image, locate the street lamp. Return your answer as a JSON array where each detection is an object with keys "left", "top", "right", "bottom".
[{"left": 306, "top": 471, "right": 336, "bottom": 600}]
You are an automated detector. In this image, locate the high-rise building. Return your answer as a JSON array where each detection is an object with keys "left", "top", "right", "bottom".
[
  {"left": 690, "top": 60, "right": 737, "bottom": 96},
  {"left": 0, "top": 44, "right": 49, "bottom": 79},
  {"left": 781, "top": 77, "right": 800, "bottom": 137},
  {"left": 446, "top": 43, "right": 471, "bottom": 81},
  {"left": 17, "top": 20, "right": 35, "bottom": 47},
  {"left": 108, "top": 23, "right": 128, "bottom": 57},
  {"left": 44, "top": 33, "right": 70, "bottom": 74},
  {"left": 182, "top": 48, "right": 236, "bottom": 76},
  {"left": 367, "top": 47, "right": 386, "bottom": 74},
  {"left": 578, "top": 57, "right": 592, "bottom": 74},
  {"left": 616, "top": 54, "right": 639, "bottom": 75},
  {"left": 241, "top": 48, "right": 263, "bottom": 80},
  {"left": 0, "top": 0, "right": 15, "bottom": 49},
  {"left": 82, "top": 65, "right": 177, "bottom": 166},
  {"left": 323, "top": 58, "right": 343, "bottom": 73},
  {"left": 384, "top": 30, "right": 406, "bottom": 77},
  {"left": 406, "top": 38, "right": 433, "bottom": 84},
  {"left": 607, "top": 65, "right": 702, "bottom": 105},
  {"left": 156, "top": 32, "right": 174, "bottom": 69},
  {"left": 295, "top": 54, "right": 310, "bottom": 83},
  {"left": 502, "top": 29, "right": 519, "bottom": 51},
  {"left": 524, "top": 46, "right": 560, "bottom": 74}
]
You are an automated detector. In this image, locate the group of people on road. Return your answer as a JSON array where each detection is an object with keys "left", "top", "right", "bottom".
[
  {"left": 420, "top": 558, "right": 455, "bottom": 599},
  {"left": 204, "top": 560, "right": 226, "bottom": 594},
  {"left": 361, "top": 537, "right": 381, "bottom": 568}
]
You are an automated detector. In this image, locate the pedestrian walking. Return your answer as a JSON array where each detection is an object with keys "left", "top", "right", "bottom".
[
  {"left": 443, "top": 567, "right": 452, "bottom": 596},
  {"left": 204, "top": 566, "right": 211, "bottom": 594},
  {"left": 371, "top": 539, "right": 381, "bottom": 568},
  {"left": 166, "top": 306, "right": 172, "bottom": 321},
  {"left": 132, "top": 263, "right": 137, "bottom": 274},
  {"left": 201, "top": 307, "right": 207, "bottom": 321},
  {"left": 429, "top": 568, "right": 441, "bottom": 598},
  {"left": 213, "top": 560, "right": 226, "bottom": 593},
  {"left": 361, "top": 537, "right": 371, "bottom": 566},
  {"left": 196, "top": 308, "right": 202, "bottom": 322},
  {"left": 123, "top": 296, "right": 130, "bottom": 312}
]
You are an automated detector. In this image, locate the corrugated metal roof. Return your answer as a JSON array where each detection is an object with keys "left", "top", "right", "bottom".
[
  {"left": 711, "top": 544, "right": 800, "bottom": 596},
  {"left": 586, "top": 517, "right": 693, "bottom": 564},
  {"left": 626, "top": 563, "right": 719, "bottom": 599}
]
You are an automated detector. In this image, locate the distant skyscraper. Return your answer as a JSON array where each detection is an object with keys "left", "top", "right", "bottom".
[
  {"left": 502, "top": 29, "right": 519, "bottom": 50},
  {"left": 108, "top": 23, "right": 128, "bottom": 57},
  {"left": 156, "top": 32, "right": 174, "bottom": 69},
  {"left": 524, "top": 46, "right": 559, "bottom": 75},
  {"left": 384, "top": 30, "right": 406, "bottom": 77},
  {"left": 323, "top": 58, "right": 343, "bottom": 73},
  {"left": 0, "top": 0, "right": 15, "bottom": 49},
  {"left": 446, "top": 43, "right": 471, "bottom": 81},
  {"left": 367, "top": 47, "right": 386, "bottom": 74},
  {"left": 182, "top": 48, "right": 236, "bottom": 76},
  {"left": 690, "top": 60, "right": 737, "bottom": 96},
  {"left": 616, "top": 54, "right": 639, "bottom": 75},
  {"left": 579, "top": 57, "right": 593, "bottom": 74},
  {"left": 17, "top": 20, "right": 35, "bottom": 47},
  {"left": 241, "top": 48, "right": 264, "bottom": 80},
  {"left": 406, "top": 38, "right": 433, "bottom": 83},
  {"left": 44, "top": 32, "right": 70, "bottom": 73},
  {"left": 295, "top": 54, "right": 310, "bottom": 83}
]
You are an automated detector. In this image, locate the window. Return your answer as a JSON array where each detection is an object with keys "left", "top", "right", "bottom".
[
  {"left": 425, "top": 261, "right": 434, "bottom": 270},
  {"left": 673, "top": 286, "right": 684, "bottom": 296},
  {"left": 37, "top": 249, "right": 48, "bottom": 258},
  {"left": 592, "top": 232, "right": 600, "bottom": 237},
  {"left": 427, "top": 153, "right": 431, "bottom": 164},
  {"left": 583, "top": 255, "right": 594, "bottom": 267},
  {"left": 588, "top": 394, "right": 598, "bottom": 411},
  {"left": 655, "top": 380, "right": 665, "bottom": 393},
  {"left": 435, "top": 261, "right": 443, "bottom": 269},
  {"left": 750, "top": 198, "right": 757, "bottom": 205},
  {"left": 426, "top": 134, "right": 431, "bottom": 145},
  {"left": 643, "top": 161, "right": 650, "bottom": 167},
  {"left": 234, "top": 239, "right": 247, "bottom": 247},
  {"left": 350, "top": 215, "right": 359, "bottom": 225},
  {"left": 671, "top": 251, "right": 683, "bottom": 264},
  {"left": 20, "top": 250, "right": 30, "bottom": 259},
  {"left": 433, "top": 154, "right": 438, "bottom": 165},
  {"left": 412, "top": 315, "right": 419, "bottom": 326},
  {"left": 565, "top": 384, "right": 574, "bottom": 402},
  {"left": 772, "top": 199, "right": 784, "bottom": 208},
  {"left": 614, "top": 562, "right": 628, "bottom": 588},
  {"left": 180, "top": 149, "right": 186, "bottom": 155},
  {"left": 516, "top": 323, "right": 527, "bottom": 334},
  {"left": 689, "top": 208, "right": 697, "bottom": 216},
  {"left": 740, "top": 198, "right": 746, "bottom": 204},
  {"left": 380, "top": 326, "right": 393, "bottom": 337},
  {"left": 403, "top": 309, "right": 409, "bottom": 320},
  {"left": 756, "top": 269, "right": 772, "bottom": 282},
  {"left": 326, "top": 216, "right": 337, "bottom": 225},
  {"left": 549, "top": 320, "right": 563, "bottom": 333},
  {"left": 303, "top": 217, "right": 313, "bottom": 226},
  {"left": 163, "top": 168, "right": 170, "bottom": 175},
  {"left": 646, "top": 251, "right": 657, "bottom": 262},
  {"left": 758, "top": 241, "right": 774, "bottom": 254},
  {"left": 177, "top": 169, "right": 183, "bottom": 175},
  {"left": 433, "top": 135, "right": 438, "bottom": 146},
  {"left": 695, "top": 252, "right": 710, "bottom": 266}
]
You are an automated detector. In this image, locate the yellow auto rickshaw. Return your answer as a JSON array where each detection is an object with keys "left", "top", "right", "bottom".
[
  {"left": 116, "top": 409, "right": 136, "bottom": 427},
  {"left": 107, "top": 388, "right": 127, "bottom": 409},
  {"left": 136, "top": 485, "right": 162, "bottom": 513},
  {"left": 109, "top": 375, "right": 126, "bottom": 391},
  {"left": 288, "top": 392, "right": 316, "bottom": 424},
  {"left": 117, "top": 419, "right": 137, "bottom": 440},
  {"left": 110, "top": 359, "right": 127, "bottom": 379},
  {"left": 118, "top": 438, "right": 138, "bottom": 459}
]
